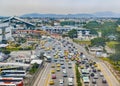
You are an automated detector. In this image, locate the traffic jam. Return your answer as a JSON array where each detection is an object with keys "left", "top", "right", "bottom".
[{"left": 38, "top": 37, "right": 108, "bottom": 86}]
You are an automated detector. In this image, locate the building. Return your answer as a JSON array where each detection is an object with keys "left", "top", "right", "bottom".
[
  {"left": 77, "top": 28, "right": 97, "bottom": 41},
  {"left": 0, "top": 22, "right": 13, "bottom": 43},
  {"left": 41, "top": 26, "right": 74, "bottom": 34},
  {"left": 3, "top": 16, "right": 35, "bottom": 30}
]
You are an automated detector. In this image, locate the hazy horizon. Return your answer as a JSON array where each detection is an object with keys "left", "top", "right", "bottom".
[{"left": 1, "top": 0, "right": 120, "bottom": 16}]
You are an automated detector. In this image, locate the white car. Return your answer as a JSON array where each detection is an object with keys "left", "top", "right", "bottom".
[
  {"left": 94, "top": 74, "right": 98, "bottom": 79},
  {"left": 99, "top": 72, "right": 103, "bottom": 77},
  {"left": 63, "top": 69, "right": 67, "bottom": 73},
  {"left": 59, "top": 79, "right": 64, "bottom": 86}
]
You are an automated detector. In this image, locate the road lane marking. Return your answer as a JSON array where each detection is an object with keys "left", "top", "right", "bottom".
[{"left": 44, "top": 73, "right": 51, "bottom": 86}]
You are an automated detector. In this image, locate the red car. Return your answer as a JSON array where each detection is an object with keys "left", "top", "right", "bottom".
[{"left": 52, "top": 74, "right": 56, "bottom": 79}]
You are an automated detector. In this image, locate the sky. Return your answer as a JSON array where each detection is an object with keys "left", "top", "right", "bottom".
[{"left": 0, "top": 0, "right": 120, "bottom": 16}]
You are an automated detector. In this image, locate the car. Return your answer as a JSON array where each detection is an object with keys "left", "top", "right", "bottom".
[
  {"left": 60, "top": 56, "right": 64, "bottom": 58},
  {"left": 56, "top": 68, "right": 60, "bottom": 71},
  {"left": 93, "top": 84, "right": 98, "bottom": 86},
  {"left": 102, "top": 78, "right": 107, "bottom": 83},
  {"left": 97, "top": 68, "right": 101, "bottom": 72},
  {"left": 68, "top": 66, "right": 72, "bottom": 68},
  {"left": 68, "top": 62, "right": 72, "bottom": 65},
  {"left": 57, "top": 64, "right": 61, "bottom": 67},
  {"left": 93, "top": 62, "right": 96, "bottom": 65},
  {"left": 93, "top": 69, "right": 97, "bottom": 72},
  {"left": 68, "top": 78, "right": 73, "bottom": 86},
  {"left": 63, "top": 69, "right": 67, "bottom": 73},
  {"left": 60, "top": 62, "right": 64, "bottom": 65},
  {"left": 55, "top": 55, "right": 58, "bottom": 59},
  {"left": 99, "top": 72, "right": 103, "bottom": 77},
  {"left": 80, "top": 65, "right": 84, "bottom": 69},
  {"left": 51, "top": 69, "right": 55, "bottom": 74},
  {"left": 94, "top": 74, "right": 98, "bottom": 79},
  {"left": 59, "top": 79, "right": 64, "bottom": 85},
  {"left": 94, "top": 64, "right": 98, "bottom": 67},
  {"left": 70, "top": 74, "right": 74, "bottom": 78},
  {"left": 49, "top": 79, "right": 54, "bottom": 85},
  {"left": 66, "top": 59, "right": 69, "bottom": 62},
  {"left": 92, "top": 79, "right": 96, "bottom": 84},
  {"left": 51, "top": 64, "right": 55, "bottom": 68},
  {"left": 91, "top": 65, "right": 95, "bottom": 69},
  {"left": 63, "top": 73, "right": 67, "bottom": 77},
  {"left": 89, "top": 63, "right": 92, "bottom": 66},
  {"left": 52, "top": 74, "right": 56, "bottom": 79},
  {"left": 86, "top": 64, "right": 89, "bottom": 68},
  {"left": 56, "top": 61, "right": 60, "bottom": 64},
  {"left": 54, "top": 59, "right": 58, "bottom": 62},
  {"left": 61, "top": 65, "right": 65, "bottom": 69},
  {"left": 91, "top": 73, "right": 95, "bottom": 77},
  {"left": 60, "top": 59, "right": 64, "bottom": 62}
]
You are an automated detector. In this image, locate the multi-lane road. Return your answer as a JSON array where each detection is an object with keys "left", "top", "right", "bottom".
[
  {"left": 69, "top": 38, "right": 120, "bottom": 86},
  {"left": 33, "top": 37, "right": 120, "bottom": 86},
  {"left": 33, "top": 38, "right": 76, "bottom": 86}
]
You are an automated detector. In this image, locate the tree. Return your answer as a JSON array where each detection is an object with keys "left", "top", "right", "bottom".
[
  {"left": 17, "top": 37, "right": 26, "bottom": 43},
  {"left": 90, "top": 37, "right": 106, "bottom": 47},
  {"left": 100, "top": 22, "right": 117, "bottom": 37},
  {"left": 109, "top": 26, "right": 120, "bottom": 64},
  {"left": 83, "top": 21, "right": 101, "bottom": 29},
  {"left": 68, "top": 29, "right": 77, "bottom": 38},
  {"left": 2, "top": 50, "right": 11, "bottom": 55}
]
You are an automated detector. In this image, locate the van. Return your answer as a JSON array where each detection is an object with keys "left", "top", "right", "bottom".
[{"left": 68, "top": 78, "right": 73, "bottom": 86}]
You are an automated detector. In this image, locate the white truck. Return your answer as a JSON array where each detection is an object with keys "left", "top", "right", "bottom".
[{"left": 68, "top": 78, "right": 73, "bottom": 86}]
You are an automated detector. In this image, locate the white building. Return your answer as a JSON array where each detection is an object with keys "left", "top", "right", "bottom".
[
  {"left": 0, "top": 23, "right": 13, "bottom": 42},
  {"left": 77, "top": 28, "right": 97, "bottom": 41}
]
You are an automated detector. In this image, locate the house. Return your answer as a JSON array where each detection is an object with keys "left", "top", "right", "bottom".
[
  {"left": 77, "top": 28, "right": 97, "bottom": 41},
  {"left": 89, "top": 46, "right": 103, "bottom": 56}
]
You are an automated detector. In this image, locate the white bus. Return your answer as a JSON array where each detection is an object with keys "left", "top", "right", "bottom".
[{"left": 1, "top": 70, "right": 26, "bottom": 78}]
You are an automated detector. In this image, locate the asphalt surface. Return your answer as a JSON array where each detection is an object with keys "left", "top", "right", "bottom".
[
  {"left": 33, "top": 37, "right": 120, "bottom": 86},
  {"left": 68, "top": 38, "right": 120, "bottom": 86},
  {"left": 33, "top": 38, "right": 76, "bottom": 86}
]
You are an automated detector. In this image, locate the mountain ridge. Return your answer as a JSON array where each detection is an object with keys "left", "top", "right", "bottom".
[{"left": 21, "top": 12, "right": 120, "bottom": 18}]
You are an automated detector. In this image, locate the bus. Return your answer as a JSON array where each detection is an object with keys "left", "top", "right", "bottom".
[
  {"left": 46, "top": 56, "right": 52, "bottom": 62},
  {"left": 0, "top": 70, "right": 26, "bottom": 78},
  {"left": 0, "top": 77, "right": 23, "bottom": 86}
]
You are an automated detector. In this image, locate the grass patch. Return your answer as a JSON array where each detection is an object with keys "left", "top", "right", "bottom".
[
  {"left": 106, "top": 41, "right": 118, "bottom": 49},
  {"left": 75, "top": 64, "right": 82, "bottom": 86},
  {"left": 73, "top": 39, "right": 91, "bottom": 45},
  {"left": 100, "top": 57, "right": 120, "bottom": 73},
  {"left": 100, "top": 57, "right": 110, "bottom": 62}
]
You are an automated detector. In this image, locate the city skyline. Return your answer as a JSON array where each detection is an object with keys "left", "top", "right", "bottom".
[{"left": 0, "top": 0, "right": 120, "bottom": 16}]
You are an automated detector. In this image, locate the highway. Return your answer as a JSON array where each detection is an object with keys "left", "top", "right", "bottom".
[
  {"left": 33, "top": 37, "right": 120, "bottom": 86},
  {"left": 69, "top": 38, "right": 120, "bottom": 86},
  {"left": 33, "top": 37, "right": 76, "bottom": 86}
]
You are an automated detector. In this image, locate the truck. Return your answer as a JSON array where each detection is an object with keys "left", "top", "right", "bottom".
[{"left": 68, "top": 78, "right": 73, "bottom": 86}]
